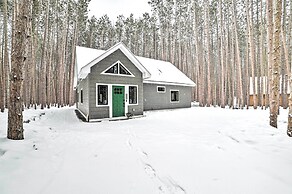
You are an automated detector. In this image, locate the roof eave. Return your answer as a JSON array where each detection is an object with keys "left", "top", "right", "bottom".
[{"left": 143, "top": 80, "right": 196, "bottom": 87}]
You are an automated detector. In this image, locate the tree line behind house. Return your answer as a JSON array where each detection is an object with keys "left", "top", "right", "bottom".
[{"left": 0, "top": 0, "right": 291, "bottom": 137}]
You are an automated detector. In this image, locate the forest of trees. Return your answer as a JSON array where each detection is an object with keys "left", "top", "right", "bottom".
[{"left": 0, "top": 0, "right": 292, "bottom": 138}]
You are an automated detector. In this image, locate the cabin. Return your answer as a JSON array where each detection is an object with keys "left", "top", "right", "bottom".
[
  {"left": 75, "top": 43, "right": 195, "bottom": 121},
  {"left": 249, "top": 76, "right": 290, "bottom": 107}
]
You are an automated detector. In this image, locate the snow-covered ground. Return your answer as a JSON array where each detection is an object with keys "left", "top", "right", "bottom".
[{"left": 0, "top": 106, "right": 292, "bottom": 194}]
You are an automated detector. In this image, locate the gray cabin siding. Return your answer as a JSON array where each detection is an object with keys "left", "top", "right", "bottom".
[
  {"left": 76, "top": 76, "right": 90, "bottom": 118},
  {"left": 143, "top": 83, "right": 192, "bottom": 111},
  {"left": 88, "top": 49, "right": 144, "bottom": 119}
]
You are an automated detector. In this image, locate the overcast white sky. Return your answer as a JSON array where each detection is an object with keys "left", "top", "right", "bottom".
[{"left": 88, "top": 0, "right": 152, "bottom": 22}]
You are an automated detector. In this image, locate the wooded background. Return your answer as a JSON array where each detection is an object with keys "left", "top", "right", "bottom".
[{"left": 0, "top": 0, "right": 291, "bottom": 110}]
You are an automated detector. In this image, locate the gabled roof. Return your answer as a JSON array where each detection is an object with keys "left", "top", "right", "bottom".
[
  {"left": 75, "top": 43, "right": 196, "bottom": 87},
  {"left": 78, "top": 42, "right": 151, "bottom": 79}
]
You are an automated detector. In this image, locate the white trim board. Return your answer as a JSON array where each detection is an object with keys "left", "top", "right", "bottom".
[
  {"left": 101, "top": 60, "right": 135, "bottom": 77},
  {"left": 95, "top": 83, "right": 139, "bottom": 118}
]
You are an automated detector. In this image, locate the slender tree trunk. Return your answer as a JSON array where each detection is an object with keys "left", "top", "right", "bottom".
[
  {"left": 46, "top": 31, "right": 53, "bottom": 108},
  {"left": 265, "top": 2, "right": 270, "bottom": 111},
  {"left": 69, "top": 20, "right": 78, "bottom": 105},
  {"left": 40, "top": 0, "right": 50, "bottom": 109},
  {"left": 270, "top": 0, "right": 282, "bottom": 128},
  {"left": 283, "top": 25, "right": 292, "bottom": 135},
  {"left": 0, "top": 47, "right": 3, "bottom": 112},
  {"left": 3, "top": 0, "right": 9, "bottom": 109},
  {"left": 260, "top": 0, "right": 266, "bottom": 109},
  {"left": 232, "top": 0, "right": 244, "bottom": 108},
  {"left": 219, "top": 0, "right": 226, "bottom": 108},
  {"left": 0, "top": 4, "right": 5, "bottom": 112},
  {"left": 287, "top": 0, "right": 292, "bottom": 136},
  {"left": 193, "top": 0, "right": 201, "bottom": 104},
  {"left": 204, "top": 1, "right": 212, "bottom": 106},
  {"left": 246, "top": 0, "right": 257, "bottom": 109}
]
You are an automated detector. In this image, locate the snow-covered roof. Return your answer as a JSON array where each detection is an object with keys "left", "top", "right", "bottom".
[
  {"left": 78, "top": 43, "right": 150, "bottom": 80},
  {"left": 76, "top": 46, "right": 105, "bottom": 76},
  {"left": 137, "top": 56, "right": 195, "bottom": 87},
  {"left": 75, "top": 43, "right": 195, "bottom": 87}
]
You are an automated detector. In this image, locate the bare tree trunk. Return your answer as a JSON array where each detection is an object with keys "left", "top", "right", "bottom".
[
  {"left": 46, "top": 31, "right": 53, "bottom": 108},
  {"left": 246, "top": 0, "right": 257, "bottom": 109},
  {"left": 30, "top": 21, "right": 37, "bottom": 108},
  {"left": 283, "top": 26, "right": 292, "bottom": 136},
  {"left": 232, "top": 0, "right": 244, "bottom": 108},
  {"left": 192, "top": 1, "right": 201, "bottom": 105},
  {"left": 260, "top": 0, "right": 266, "bottom": 109},
  {"left": 245, "top": 38, "right": 250, "bottom": 109},
  {"left": 265, "top": 2, "right": 270, "bottom": 110},
  {"left": 69, "top": 20, "right": 78, "bottom": 106},
  {"left": 0, "top": 4, "right": 5, "bottom": 112},
  {"left": 281, "top": 0, "right": 288, "bottom": 109},
  {"left": 8, "top": 0, "right": 31, "bottom": 140},
  {"left": 40, "top": 0, "right": 50, "bottom": 109},
  {"left": 270, "top": 0, "right": 282, "bottom": 128},
  {"left": 58, "top": 25, "right": 67, "bottom": 107},
  {"left": 219, "top": 0, "right": 226, "bottom": 108},
  {"left": 3, "top": 0, "right": 9, "bottom": 109},
  {"left": 0, "top": 46, "right": 3, "bottom": 112},
  {"left": 287, "top": 0, "right": 292, "bottom": 137},
  {"left": 204, "top": 1, "right": 212, "bottom": 107}
]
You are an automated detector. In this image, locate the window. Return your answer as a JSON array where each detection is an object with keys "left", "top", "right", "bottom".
[
  {"left": 171, "top": 90, "right": 179, "bottom": 102},
  {"left": 114, "top": 87, "right": 123, "bottom": 94},
  {"left": 80, "top": 89, "right": 83, "bottom": 103},
  {"left": 105, "top": 64, "right": 118, "bottom": 74},
  {"left": 119, "top": 64, "right": 131, "bottom": 75},
  {"left": 157, "top": 86, "right": 166, "bottom": 93},
  {"left": 103, "top": 61, "right": 133, "bottom": 76},
  {"left": 129, "top": 86, "right": 138, "bottom": 104},
  {"left": 97, "top": 85, "right": 108, "bottom": 105}
]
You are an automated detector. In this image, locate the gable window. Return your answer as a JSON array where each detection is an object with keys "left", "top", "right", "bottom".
[
  {"left": 170, "top": 90, "right": 179, "bottom": 102},
  {"left": 129, "top": 86, "right": 138, "bottom": 104},
  {"left": 119, "top": 64, "right": 131, "bottom": 75},
  {"left": 80, "top": 89, "right": 83, "bottom": 103},
  {"left": 157, "top": 86, "right": 166, "bottom": 93},
  {"left": 103, "top": 61, "right": 134, "bottom": 76},
  {"left": 105, "top": 64, "right": 118, "bottom": 74},
  {"left": 97, "top": 85, "right": 108, "bottom": 105}
]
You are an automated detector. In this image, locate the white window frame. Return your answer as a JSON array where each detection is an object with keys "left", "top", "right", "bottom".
[
  {"left": 101, "top": 60, "right": 135, "bottom": 77},
  {"left": 128, "top": 85, "right": 139, "bottom": 105},
  {"left": 96, "top": 84, "right": 109, "bottom": 107},
  {"left": 170, "top": 90, "right": 180, "bottom": 103},
  {"left": 157, "top": 86, "right": 166, "bottom": 93},
  {"left": 95, "top": 83, "right": 139, "bottom": 118}
]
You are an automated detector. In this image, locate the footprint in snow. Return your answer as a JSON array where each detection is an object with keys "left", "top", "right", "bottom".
[
  {"left": 33, "top": 144, "right": 38, "bottom": 150},
  {"left": 144, "top": 163, "right": 156, "bottom": 178},
  {"left": 0, "top": 149, "right": 7, "bottom": 157}
]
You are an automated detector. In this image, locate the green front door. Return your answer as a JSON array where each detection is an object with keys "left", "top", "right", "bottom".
[{"left": 112, "top": 86, "right": 125, "bottom": 117}]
